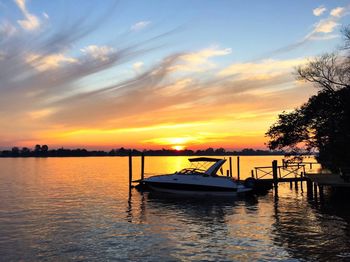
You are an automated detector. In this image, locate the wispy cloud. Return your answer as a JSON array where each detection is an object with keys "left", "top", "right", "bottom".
[
  {"left": 330, "top": 7, "right": 345, "bottom": 17},
  {"left": 26, "top": 53, "right": 77, "bottom": 71},
  {"left": 43, "top": 12, "right": 49, "bottom": 19},
  {"left": 131, "top": 21, "right": 151, "bottom": 31},
  {"left": 80, "top": 45, "right": 114, "bottom": 62},
  {"left": 218, "top": 58, "right": 307, "bottom": 79},
  {"left": 171, "top": 46, "right": 232, "bottom": 72},
  {"left": 313, "top": 19, "right": 339, "bottom": 33},
  {"left": 306, "top": 5, "right": 349, "bottom": 37},
  {"left": 133, "top": 61, "right": 144, "bottom": 73},
  {"left": 15, "top": 0, "right": 40, "bottom": 31},
  {"left": 313, "top": 6, "right": 326, "bottom": 16},
  {"left": 0, "top": 1, "right": 321, "bottom": 149},
  {"left": 264, "top": 5, "right": 349, "bottom": 57}
]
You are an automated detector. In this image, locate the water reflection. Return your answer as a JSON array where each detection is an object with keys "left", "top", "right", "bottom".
[
  {"left": 126, "top": 190, "right": 291, "bottom": 261},
  {"left": 0, "top": 157, "right": 349, "bottom": 261},
  {"left": 271, "top": 187, "right": 350, "bottom": 261}
]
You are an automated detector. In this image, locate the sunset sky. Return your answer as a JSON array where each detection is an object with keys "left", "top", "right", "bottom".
[{"left": 0, "top": 0, "right": 349, "bottom": 150}]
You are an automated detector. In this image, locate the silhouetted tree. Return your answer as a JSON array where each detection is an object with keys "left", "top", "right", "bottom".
[
  {"left": 21, "top": 147, "right": 30, "bottom": 156},
  {"left": 11, "top": 147, "right": 19, "bottom": 156},
  {"left": 41, "top": 145, "right": 48, "bottom": 153},
  {"left": 215, "top": 148, "right": 226, "bottom": 154},
  {"left": 266, "top": 25, "right": 350, "bottom": 171},
  {"left": 34, "top": 144, "right": 41, "bottom": 151}
]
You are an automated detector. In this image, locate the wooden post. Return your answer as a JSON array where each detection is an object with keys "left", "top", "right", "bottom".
[
  {"left": 272, "top": 160, "right": 278, "bottom": 194},
  {"left": 141, "top": 153, "right": 145, "bottom": 181},
  {"left": 237, "top": 156, "right": 240, "bottom": 181},
  {"left": 226, "top": 170, "right": 230, "bottom": 177},
  {"left": 251, "top": 170, "right": 254, "bottom": 178},
  {"left": 129, "top": 151, "right": 133, "bottom": 189},
  {"left": 307, "top": 178, "right": 313, "bottom": 197},
  {"left": 290, "top": 181, "right": 293, "bottom": 189},
  {"left": 319, "top": 185, "right": 324, "bottom": 199},
  {"left": 314, "top": 183, "right": 318, "bottom": 199},
  {"left": 229, "top": 157, "right": 233, "bottom": 177},
  {"left": 294, "top": 175, "right": 298, "bottom": 190},
  {"left": 282, "top": 159, "right": 286, "bottom": 168},
  {"left": 300, "top": 172, "right": 304, "bottom": 192}
]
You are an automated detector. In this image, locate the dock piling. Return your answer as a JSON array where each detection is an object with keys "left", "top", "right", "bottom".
[
  {"left": 141, "top": 153, "right": 145, "bottom": 181},
  {"left": 300, "top": 173, "right": 304, "bottom": 191},
  {"left": 229, "top": 157, "right": 233, "bottom": 177},
  {"left": 294, "top": 175, "right": 298, "bottom": 190},
  {"left": 306, "top": 178, "right": 313, "bottom": 197},
  {"left": 313, "top": 183, "right": 318, "bottom": 199},
  {"left": 319, "top": 185, "right": 324, "bottom": 200},
  {"left": 272, "top": 160, "right": 278, "bottom": 194},
  {"left": 237, "top": 156, "right": 240, "bottom": 181},
  {"left": 129, "top": 151, "right": 133, "bottom": 190}
]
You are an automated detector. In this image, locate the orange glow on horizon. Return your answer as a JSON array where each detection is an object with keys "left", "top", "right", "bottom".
[{"left": 171, "top": 145, "right": 186, "bottom": 151}]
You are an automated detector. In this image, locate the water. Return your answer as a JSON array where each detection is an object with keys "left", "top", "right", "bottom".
[{"left": 0, "top": 156, "right": 349, "bottom": 261}]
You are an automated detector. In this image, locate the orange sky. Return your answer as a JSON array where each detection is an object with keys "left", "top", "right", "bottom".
[{"left": 1, "top": 1, "right": 347, "bottom": 150}]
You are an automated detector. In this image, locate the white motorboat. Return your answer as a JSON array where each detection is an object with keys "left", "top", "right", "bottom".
[{"left": 139, "top": 157, "right": 253, "bottom": 196}]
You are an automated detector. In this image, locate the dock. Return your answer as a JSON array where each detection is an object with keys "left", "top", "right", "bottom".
[
  {"left": 127, "top": 152, "right": 350, "bottom": 197},
  {"left": 305, "top": 173, "right": 350, "bottom": 187},
  {"left": 252, "top": 160, "right": 350, "bottom": 197}
]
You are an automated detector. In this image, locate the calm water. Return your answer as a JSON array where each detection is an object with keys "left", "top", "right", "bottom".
[{"left": 0, "top": 156, "right": 350, "bottom": 261}]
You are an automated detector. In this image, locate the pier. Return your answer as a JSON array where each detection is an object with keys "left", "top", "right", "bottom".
[
  {"left": 252, "top": 160, "right": 350, "bottom": 198},
  {"left": 127, "top": 153, "right": 350, "bottom": 197}
]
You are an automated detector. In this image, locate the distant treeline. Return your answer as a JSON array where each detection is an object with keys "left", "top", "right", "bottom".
[{"left": 0, "top": 145, "right": 285, "bottom": 157}]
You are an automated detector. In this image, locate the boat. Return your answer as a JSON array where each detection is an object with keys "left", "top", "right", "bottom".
[{"left": 138, "top": 157, "right": 254, "bottom": 196}]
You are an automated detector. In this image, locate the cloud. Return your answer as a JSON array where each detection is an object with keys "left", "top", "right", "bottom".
[
  {"left": 0, "top": 21, "right": 17, "bottom": 36},
  {"left": 218, "top": 58, "right": 307, "bottom": 79},
  {"left": 171, "top": 46, "right": 232, "bottom": 72},
  {"left": 133, "top": 61, "right": 144, "bottom": 72},
  {"left": 15, "top": 0, "right": 40, "bottom": 31},
  {"left": 313, "top": 6, "right": 326, "bottom": 16},
  {"left": 309, "top": 5, "right": 349, "bottom": 36},
  {"left": 330, "top": 7, "right": 345, "bottom": 17},
  {"left": 264, "top": 6, "right": 349, "bottom": 57},
  {"left": 26, "top": 53, "right": 78, "bottom": 71},
  {"left": 313, "top": 19, "right": 339, "bottom": 33},
  {"left": 80, "top": 45, "right": 114, "bottom": 62},
  {"left": 0, "top": 2, "right": 316, "bottom": 149},
  {"left": 131, "top": 21, "right": 151, "bottom": 31}
]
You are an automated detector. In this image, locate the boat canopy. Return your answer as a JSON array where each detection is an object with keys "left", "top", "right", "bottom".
[
  {"left": 188, "top": 157, "right": 226, "bottom": 176},
  {"left": 188, "top": 157, "right": 222, "bottom": 162}
]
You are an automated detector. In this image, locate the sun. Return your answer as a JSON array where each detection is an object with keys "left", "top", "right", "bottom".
[{"left": 172, "top": 145, "right": 185, "bottom": 151}]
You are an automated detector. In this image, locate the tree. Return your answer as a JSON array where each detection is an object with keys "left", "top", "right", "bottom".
[
  {"left": 21, "top": 147, "right": 31, "bottom": 156},
  {"left": 11, "top": 147, "right": 19, "bottom": 156},
  {"left": 34, "top": 144, "right": 41, "bottom": 152},
  {"left": 266, "top": 26, "right": 350, "bottom": 171},
  {"left": 41, "top": 145, "right": 48, "bottom": 155}
]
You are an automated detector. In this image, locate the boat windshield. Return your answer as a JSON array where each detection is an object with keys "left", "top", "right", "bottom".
[
  {"left": 177, "top": 168, "right": 206, "bottom": 175},
  {"left": 177, "top": 157, "right": 226, "bottom": 176}
]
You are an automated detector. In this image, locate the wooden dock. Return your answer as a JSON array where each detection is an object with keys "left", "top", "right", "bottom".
[
  {"left": 127, "top": 153, "right": 350, "bottom": 198},
  {"left": 252, "top": 160, "right": 350, "bottom": 197},
  {"left": 305, "top": 173, "right": 350, "bottom": 187}
]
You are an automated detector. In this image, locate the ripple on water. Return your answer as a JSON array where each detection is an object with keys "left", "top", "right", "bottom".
[{"left": 1, "top": 157, "right": 350, "bottom": 261}]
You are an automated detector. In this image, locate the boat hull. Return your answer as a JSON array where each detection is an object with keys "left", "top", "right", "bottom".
[{"left": 144, "top": 180, "right": 251, "bottom": 196}]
